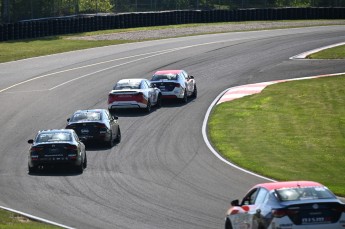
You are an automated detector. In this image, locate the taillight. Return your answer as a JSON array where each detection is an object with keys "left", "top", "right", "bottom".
[
  {"left": 94, "top": 123, "right": 107, "bottom": 128},
  {"left": 334, "top": 205, "right": 345, "bottom": 213},
  {"left": 30, "top": 146, "right": 44, "bottom": 153},
  {"left": 108, "top": 94, "right": 116, "bottom": 104},
  {"left": 65, "top": 145, "right": 77, "bottom": 151},
  {"left": 272, "top": 209, "right": 298, "bottom": 218},
  {"left": 30, "top": 146, "right": 43, "bottom": 160},
  {"left": 174, "top": 83, "right": 181, "bottom": 88},
  {"left": 94, "top": 123, "right": 108, "bottom": 134}
]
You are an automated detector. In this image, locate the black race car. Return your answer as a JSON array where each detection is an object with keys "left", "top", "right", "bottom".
[
  {"left": 66, "top": 109, "right": 121, "bottom": 147},
  {"left": 28, "top": 129, "right": 87, "bottom": 174}
]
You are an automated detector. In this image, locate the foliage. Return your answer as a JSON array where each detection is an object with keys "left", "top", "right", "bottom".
[{"left": 2, "top": 0, "right": 345, "bottom": 23}]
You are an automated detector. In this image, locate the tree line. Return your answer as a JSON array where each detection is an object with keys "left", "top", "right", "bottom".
[{"left": 1, "top": 0, "right": 345, "bottom": 23}]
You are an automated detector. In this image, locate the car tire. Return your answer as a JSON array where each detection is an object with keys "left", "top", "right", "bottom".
[
  {"left": 107, "top": 132, "right": 114, "bottom": 148},
  {"left": 83, "top": 154, "right": 87, "bottom": 168},
  {"left": 28, "top": 165, "right": 36, "bottom": 174},
  {"left": 225, "top": 218, "right": 233, "bottom": 229},
  {"left": 76, "top": 162, "right": 84, "bottom": 174},
  {"left": 181, "top": 89, "right": 188, "bottom": 103},
  {"left": 145, "top": 100, "right": 152, "bottom": 113},
  {"left": 156, "top": 94, "right": 162, "bottom": 108},
  {"left": 192, "top": 85, "right": 197, "bottom": 98},
  {"left": 115, "top": 127, "right": 121, "bottom": 143}
]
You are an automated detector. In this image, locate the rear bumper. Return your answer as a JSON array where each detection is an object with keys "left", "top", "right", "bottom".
[
  {"left": 108, "top": 101, "right": 147, "bottom": 109},
  {"left": 28, "top": 157, "right": 82, "bottom": 167},
  {"left": 161, "top": 89, "right": 185, "bottom": 99}
]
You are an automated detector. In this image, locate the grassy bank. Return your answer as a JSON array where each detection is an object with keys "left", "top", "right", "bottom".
[
  {"left": 208, "top": 75, "right": 345, "bottom": 196},
  {"left": 0, "top": 208, "right": 60, "bottom": 229}
]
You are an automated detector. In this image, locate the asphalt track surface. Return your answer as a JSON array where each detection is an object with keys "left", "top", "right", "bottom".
[{"left": 0, "top": 26, "right": 344, "bottom": 229}]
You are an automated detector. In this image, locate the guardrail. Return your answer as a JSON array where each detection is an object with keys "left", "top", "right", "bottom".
[{"left": 1, "top": 7, "right": 344, "bottom": 42}]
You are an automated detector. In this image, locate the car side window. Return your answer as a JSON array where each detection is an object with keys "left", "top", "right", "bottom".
[
  {"left": 141, "top": 80, "right": 148, "bottom": 89},
  {"left": 255, "top": 188, "right": 269, "bottom": 204},
  {"left": 242, "top": 188, "right": 259, "bottom": 205},
  {"left": 105, "top": 110, "right": 111, "bottom": 121},
  {"left": 181, "top": 71, "right": 187, "bottom": 80},
  {"left": 73, "top": 132, "right": 80, "bottom": 142},
  {"left": 146, "top": 80, "right": 153, "bottom": 88}
]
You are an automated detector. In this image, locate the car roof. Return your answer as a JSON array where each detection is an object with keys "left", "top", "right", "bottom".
[
  {"left": 73, "top": 109, "right": 105, "bottom": 113},
  {"left": 38, "top": 129, "right": 75, "bottom": 134},
  {"left": 117, "top": 78, "right": 145, "bottom": 83},
  {"left": 254, "top": 181, "right": 323, "bottom": 191},
  {"left": 154, "top": 70, "right": 183, "bottom": 75}
]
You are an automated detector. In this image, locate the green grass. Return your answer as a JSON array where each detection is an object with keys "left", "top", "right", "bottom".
[
  {"left": 0, "top": 208, "right": 60, "bottom": 228},
  {"left": 0, "top": 37, "right": 132, "bottom": 63},
  {"left": 307, "top": 44, "right": 345, "bottom": 59},
  {"left": 208, "top": 75, "right": 345, "bottom": 196}
]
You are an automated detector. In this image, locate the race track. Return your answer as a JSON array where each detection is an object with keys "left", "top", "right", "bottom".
[{"left": 0, "top": 26, "right": 344, "bottom": 229}]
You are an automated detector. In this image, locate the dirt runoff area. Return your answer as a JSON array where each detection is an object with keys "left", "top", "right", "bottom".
[{"left": 70, "top": 20, "right": 345, "bottom": 41}]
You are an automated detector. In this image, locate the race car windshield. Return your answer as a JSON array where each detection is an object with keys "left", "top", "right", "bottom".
[
  {"left": 275, "top": 186, "right": 335, "bottom": 202},
  {"left": 70, "top": 112, "right": 101, "bottom": 122},
  {"left": 36, "top": 132, "right": 72, "bottom": 143},
  {"left": 151, "top": 74, "right": 177, "bottom": 81},
  {"left": 114, "top": 82, "right": 140, "bottom": 90}
]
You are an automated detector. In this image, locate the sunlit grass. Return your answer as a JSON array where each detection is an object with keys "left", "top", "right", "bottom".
[{"left": 209, "top": 75, "right": 345, "bottom": 196}]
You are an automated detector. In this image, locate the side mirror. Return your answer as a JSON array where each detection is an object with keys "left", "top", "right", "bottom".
[
  {"left": 28, "top": 139, "right": 34, "bottom": 144},
  {"left": 189, "top": 75, "right": 194, "bottom": 79},
  {"left": 67, "top": 118, "right": 70, "bottom": 122},
  {"left": 231, "top": 199, "right": 240, "bottom": 206},
  {"left": 112, "top": 115, "right": 118, "bottom": 120},
  {"left": 151, "top": 83, "right": 157, "bottom": 88}
]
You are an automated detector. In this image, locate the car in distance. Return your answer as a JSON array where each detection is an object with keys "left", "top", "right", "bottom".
[
  {"left": 66, "top": 109, "right": 121, "bottom": 147},
  {"left": 150, "top": 70, "right": 197, "bottom": 103},
  {"left": 108, "top": 78, "right": 162, "bottom": 113},
  {"left": 28, "top": 129, "right": 87, "bottom": 174},
  {"left": 225, "top": 181, "right": 345, "bottom": 229}
]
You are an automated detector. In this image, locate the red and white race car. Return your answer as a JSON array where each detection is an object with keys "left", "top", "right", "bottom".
[
  {"left": 108, "top": 78, "right": 162, "bottom": 113},
  {"left": 225, "top": 181, "right": 345, "bottom": 229},
  {"left": 150, "top": 70, "right": 197, "bottom": 103}
]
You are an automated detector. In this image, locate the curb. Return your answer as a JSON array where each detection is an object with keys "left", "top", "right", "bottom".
[{"left": 217, "top": 72, "right": 345, "bottom": 105}]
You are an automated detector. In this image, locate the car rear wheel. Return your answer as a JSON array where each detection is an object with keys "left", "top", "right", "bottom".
[
  {"left": 145, "top": 100, "right": 152, "bottom": 113},
  {"left": 156, "top": 94, "right": 162, "bottom": 108},
  {"left": 83, "top": 154, "right": 87, "bottom": 168},
  {"left": 28, "top": 165, "right": 37, "bottom": 174},
  {"left": 181, "top": 89, "right": 188, "bottom": 103},
  {"left": 76, "top": 162, "right": 84, "bottom": 174},
  {"left": 106, "top": 132, "right": 114, "bottom": 148},
  {"left": 115, "top": 127, "right": 121, "bottom": 143},
  {"left": 224, "top": 218, "right": 233, "bottom": 229},
  {"left": 192, "top": 85, "right": 197, "bottom": 98}
]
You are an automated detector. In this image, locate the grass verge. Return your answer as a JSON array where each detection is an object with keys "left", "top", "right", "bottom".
[
  {"left": 307, "top": 44, "right": 345, "bottom": 59},
  {"left": 208, "top": 75, "right": 345, "bottom": 196},
  {"left": 0, "top": 208, "right": 61, "bottom": 228}
]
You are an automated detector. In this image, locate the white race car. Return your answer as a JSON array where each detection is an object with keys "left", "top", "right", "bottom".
[
  {"left": 108, "top": 78, "right": 162, "bottom": 113},
  {"left": 150, "top": 70, "right": 197, "bottom": 103}
]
